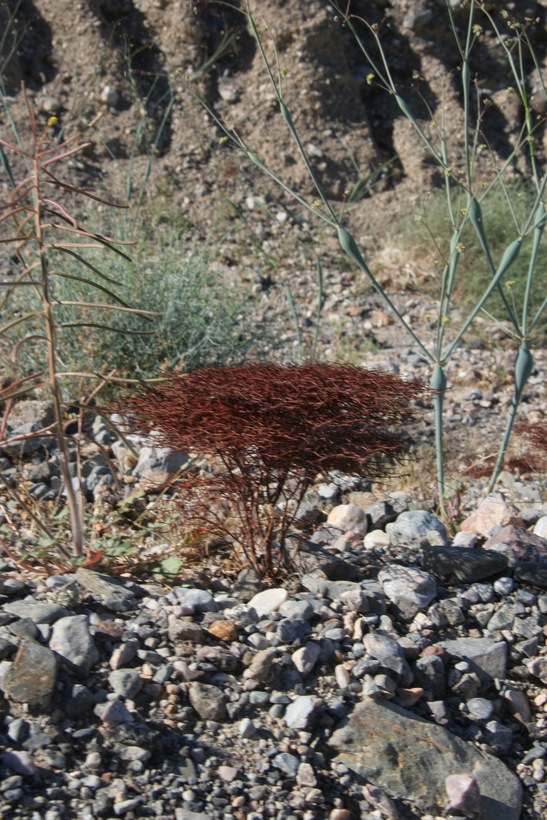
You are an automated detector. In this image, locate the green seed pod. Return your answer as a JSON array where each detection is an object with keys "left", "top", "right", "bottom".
[
  {"left": 514, "top": 341, "right": 534, "bottom": 394},
  {"left": 534, "top": 202, "right": 546, "bottom": 234},
  {"left": 247, "top": 151, "right": 268, "bottom": 173},
  {"left": 495, "top": 238, "right": 521, "bottom": 279},
  {"left": 280, "top": 102, "right": 294, "bottom": 130},
  {"left": 430, "top": 365, "right": 447, "bottom": 392},
  {"left": 395, "top": 95, "right": 413, "bottom": 120},
  {"left": 337, "top": 226, "right": 367, "bottom": 268}
]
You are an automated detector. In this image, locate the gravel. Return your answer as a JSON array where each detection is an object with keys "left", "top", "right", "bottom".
[{"left": 0, "top": 479, "right": 547, "bottom": 818}]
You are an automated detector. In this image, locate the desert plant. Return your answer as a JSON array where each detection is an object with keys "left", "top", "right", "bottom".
[
  {"left": 124, "top": 362, "right": 425, "bottom": 578},
  {"left": 195, "top": 0, "right": 546, "bottom": 507},
  {"left": 517, "top": 421, "right": 547, "bottom": 462},
  {"left": 4, "top": 227, "right": 258, "bottom": 385},
  {"left": 0, "top": 87, "right": 157, "bottom": 557}
]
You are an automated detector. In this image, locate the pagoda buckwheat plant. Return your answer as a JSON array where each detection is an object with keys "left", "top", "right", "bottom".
[
  {"left": 195, "top": 0, "right": 546, "bottom": 507},
  {"left": 124, "top": 362, "right": 425, "bottom": 578}
]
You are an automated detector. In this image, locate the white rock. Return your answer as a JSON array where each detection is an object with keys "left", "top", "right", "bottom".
[
  {"left": 291, "top": 642, "right": 321, "bottom": 676},
  {"left": 284, "top": 695, "right": 316, "bottom": 729},
  {"left": 533, "top": 516, "right": 547, "bottom": 539},
  {"left": 327, "top": 503, "right": 368, "bottom": 534},
  {"left": 364, "top": 530, "right": 390, "bottom": 549},
  {"left": 248, "top": 588, "right": 288, "bottom": 617}
]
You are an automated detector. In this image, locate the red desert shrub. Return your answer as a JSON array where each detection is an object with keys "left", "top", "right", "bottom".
[
  {"left": 124, "top": 362, "right": 426, "bottom": 577},
  {"left": 516, "top": 422, "right": 547, "bottom": 467}
]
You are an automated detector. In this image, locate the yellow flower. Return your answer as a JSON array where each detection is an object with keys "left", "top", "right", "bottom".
[
  {"left": 47, "top": 116, "right": 58, "bottom": 127},
  {"left": 219, "top": 136, "right": 228, "bottom": 145},
  {"left": 366, "top": 73, "right": 375, "bottom": 86}
]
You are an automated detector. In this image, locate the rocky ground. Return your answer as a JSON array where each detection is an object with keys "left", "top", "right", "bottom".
[
  {"left": 0, "top": 395, "right": 546, "bottom": 819},
  {"left": 1, "top": 1, "right": 547, "bottom": 818}
]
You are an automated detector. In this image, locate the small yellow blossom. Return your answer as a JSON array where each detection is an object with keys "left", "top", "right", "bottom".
[
  {"left": 472, "top": 24, "right": 483, "bottom": 36},
  {"left": 456, "top": 242, "right": 465, "bottom": 254},
  {"left": 47, "top": 116, "right": 58, "bottom": 127},
  {"left": 441, "top": 315, "right": 451, "bottom": 324},
  {"left": 219, "top": 136, "right": 228, "bottom": 145},
  {"left": 311, "top": 199, "right": 321, "bottom": 210},
  {"left": 444, "top": 167, "right": 452, "bottom": 177},
  {"left": 366, "top": 73, "right": 375, "bottom": 85},
  {"left": 506, "top": 280, "right": 516, "bottom": 289},
  {"left": 414, "top": 214, "right": 423, "bottom": 223},
  {"left": 460, "top": 208, "right": 468, "bottom": 217},
  {"left": 501, "top": 9, "right": 509, "bottom": 18}
]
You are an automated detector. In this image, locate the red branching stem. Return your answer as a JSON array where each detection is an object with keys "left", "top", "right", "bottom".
[{"left": 123, "top": 363, "right": 426, "bottom": 577}]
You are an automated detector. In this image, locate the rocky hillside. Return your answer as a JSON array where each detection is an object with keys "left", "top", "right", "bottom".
[{"left": 1, "top": 0, "right": 546, "bottom": 240}]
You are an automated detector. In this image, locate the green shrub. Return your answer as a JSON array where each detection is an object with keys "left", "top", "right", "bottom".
[{"left": 4, "top": 227, "right": 258, "bottom": 389}]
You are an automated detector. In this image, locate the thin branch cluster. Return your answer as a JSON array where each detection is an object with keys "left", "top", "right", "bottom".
[{"left": 125, "top": 362, "right": 425, "bottom": 577}]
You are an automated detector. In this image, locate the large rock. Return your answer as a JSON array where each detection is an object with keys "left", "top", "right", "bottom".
[
  {"left": 1, "top": 640, "right": 57, "bottom": 704},
  {"left": 330, "top": 699, "right": 521, "bottom": 820},
  {"left": 378, "top": 564, "right": 437, "bottom": 621},
  {"left": 440, "top": 637, "right": 507, "bottom": 686},
  {"left": 49, "top": 614, "right": 99, "bottom": 676},
  {"left": 423, "top": 546, "right": 509, "bottom": 583},
  {"left": 459, "top": 493, "right": 524, "bottom": 536},
  {"left": 484, "top": 526, "right": 547, "bottom": 564},
  {"left": 386, "top": 510, "right": 448, "bottom": 548}
]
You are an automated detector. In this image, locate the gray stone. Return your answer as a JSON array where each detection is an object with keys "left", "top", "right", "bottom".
[
  {"left": 75, "top": 568, "right": 138, "bottom": 611},
  {"left": 3, "top": 599, "right": 70, "bottom": 624},
  {"left": 330, "top": 699, "right": 521, "bottom": 819},
  {"left": 49, "top": 614, "right": 99, "bottom": 676},
  {"left": 378, "top": 564, "right": 437, "bottom": 621},
  {"left": 277, "top": 618, "right": 311, "bottom": 643},
  {"left": 278, "top": 599, "right": 314, "bottom": 620},
  {"left": 286, "top": 538, "right": 361, "bottom": 581},
  {"left": 528, "top": 657, "right": 547, "bottom": 684},
  {"left": 133, "top": 445, "right": 188, "bottom": 484},
  {"left": 171, "top": 588, "right": 218, "bottom": 612},
  {"left": 414, "top": 654, "right": 445, "bottom": 700},
  {"left": 291, "top": 642, "right": 321, "bottom": 676},
  {"left": 272, "top": 752, "right": 300, "bottom": 777},
  {"left": 514, "top": 563, "right": 547, "bottom": 588},
  {"left": 423, "top": 546, "right": 508, "bottom": 583},
  {"left": 284, "top": 695, "right": 316, "bottom": 729},
  {"left": 440, "top": 638, "right": 507, "bottom": 686},
  {"left": 364, "top": 632, "right": 413, "bottom": 686},
  {"left": 108, "top": 669, "right": 143, "bottom": 699},
  {"left": 168, "top": 618, "right": 204, "bottom": 643},
  {"left": 487, "top": 602, "right": 524, "bottom": 632},
  {"left": 365, "top": 500, "right": 397, "bottom": 530},
  {"left": 484, "top": 525, "right": 547, "bottom": 563},
  {"left": 386, "top": 510, "right": 448, "bottom": 548},
  {"left": 467, "top": 697, "right": 495, "bottom": 720},
  {"left": 65, "top": 683, "right": 95, "bottom": 718},
  {"left": 1, "top": 639, "right": 57, "bottom": 704},
  {"left": 188, "top": 682, "right": 228, "bottom": 721},
  {"left": 243, "top": 647, "right": 277, "bottom": 682}
]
